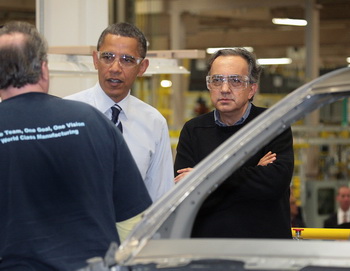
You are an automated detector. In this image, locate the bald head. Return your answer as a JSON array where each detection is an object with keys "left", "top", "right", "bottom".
[
  {"left": 0, "top": 32, "right": 25, "bottom": 48},
  {"left": 0, "top": 21, "right": 48, "bottom": 91}
]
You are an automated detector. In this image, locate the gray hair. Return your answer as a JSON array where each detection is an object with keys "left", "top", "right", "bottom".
[
  {"left": 96, "top": 22, "right": 148, "bottom": 58},
  {"left": 0, "top": 21, "right": 48, "bottom": 89},
  {"left": 207, "top": 48, "right": 262, "bottom": 84}
]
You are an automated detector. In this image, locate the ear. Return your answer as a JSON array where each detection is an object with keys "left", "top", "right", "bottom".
[
  {"left": 39, "top": 61, "right": 50, "bottom": 93},
  {"left": 137, "top": 58, "right": 149, "bottom": 77},
  {"left": 248, "top": 83, "right": 258, "bottom": 100},
  {"left": 92, "top": 51, "right": 99, "bottom": 70},
  {"left": 41, "top": 61, "right": 49, "bottom": 81}
]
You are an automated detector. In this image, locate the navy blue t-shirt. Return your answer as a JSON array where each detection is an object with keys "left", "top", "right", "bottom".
[{"left": 0, "top": 93, "right": 152, "bottom": 271}]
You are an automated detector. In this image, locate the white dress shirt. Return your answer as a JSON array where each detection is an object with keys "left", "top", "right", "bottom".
[
  {"left": 338, "top": 208, "right": 350, "bottom": 224},
  {"left": 66, "top": 83, "right": 174, "bottom": 202}
]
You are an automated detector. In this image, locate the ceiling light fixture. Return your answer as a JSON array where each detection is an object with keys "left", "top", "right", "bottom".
[
  {"left": 257, "top": 58, "right": 292, "bottom": 65},
  {"left": 206, "top": 47, "right": 254, "bottom": 54},
  {"left": 144, "top": 58, "right": 190, "bottom": 75},
  {"left": 160, "top": 80, "right": 172, "bottom": 88},
  {"left": 272, "top": 18, "right": 307, "bottom": 26}
]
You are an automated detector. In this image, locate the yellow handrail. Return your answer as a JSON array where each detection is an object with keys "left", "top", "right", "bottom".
[{"left": 292, "top": 227, "right": 350, "bottom": 240}]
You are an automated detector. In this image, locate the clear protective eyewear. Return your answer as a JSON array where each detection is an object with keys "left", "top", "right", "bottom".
[
  {"left": 97, "top": 51, "right": 144, "bottom": 68},
  {"left": 206, "top": 74, "right": 250, "bottom": 91}
]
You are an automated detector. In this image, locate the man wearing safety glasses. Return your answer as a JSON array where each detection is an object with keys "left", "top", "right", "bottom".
[
  {"left": 174, "top": 48, "right": 294, "bottom": 239},
  {"left": 67, "top": 23, "right": 174, "bottom": 204}
]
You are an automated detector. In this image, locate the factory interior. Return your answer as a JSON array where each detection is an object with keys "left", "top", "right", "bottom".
[{"left": 1, "top": 0, "right": 350, "bottom": 231}]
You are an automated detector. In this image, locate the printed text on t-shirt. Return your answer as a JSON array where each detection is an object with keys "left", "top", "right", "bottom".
[{"left": 0, "top": 122, "right": 86, "bottom": 144}]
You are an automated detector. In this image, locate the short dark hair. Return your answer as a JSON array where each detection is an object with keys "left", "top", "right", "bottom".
[
  {"left": 0, "top": 21, "right": 48, "bottom": 89},
  {"left": 207, "top": 48, "right": 262, "bottom": 84},
  {"left": 96, "top": 22, "right": 148, "bottom": 58}
]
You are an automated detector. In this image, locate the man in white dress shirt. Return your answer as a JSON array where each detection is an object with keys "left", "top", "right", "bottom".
[
  {"left": 324, "top": 186, "right": 350, "bottom": 228},
  {"left": 66, "top": 22, "right": 174, "bottom": 202}
]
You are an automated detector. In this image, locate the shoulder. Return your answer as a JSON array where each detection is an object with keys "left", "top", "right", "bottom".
[
  {"left": 327, "top": 212, "right": 337, "bottom": 219},
  {"left": 61, "top": 98, "right": 121, "bottom": 140},
  {"left": 184, "top": 111, "right": 215, "bottom": 128},
  {"left": 128, "top": 95, "right": 167, "bottom": 122},
  {"left": 324, "top": 213, "right": 337, "bottom": 227},
  {"left": 250, "top": 104, "right": 267, "bottom": 116},
  {"left": 56, "top": 97, "right": 104, "bottom": 118},
  {"left": 64, "top": 87, "right": 95, "bottom": 103}
]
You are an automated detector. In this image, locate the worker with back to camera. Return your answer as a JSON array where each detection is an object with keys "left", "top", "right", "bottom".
[{"left": 0, "top": 21, "right": 152, "bottom": 271}]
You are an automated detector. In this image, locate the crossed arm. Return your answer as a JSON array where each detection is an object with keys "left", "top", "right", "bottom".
[{"left": 174, "top": 151, "right": 276, "bottom": 184}]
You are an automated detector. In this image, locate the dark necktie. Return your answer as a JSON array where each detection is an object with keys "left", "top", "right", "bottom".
[{"left": 111, "top": 105, "right": 123, "bottom": 133}]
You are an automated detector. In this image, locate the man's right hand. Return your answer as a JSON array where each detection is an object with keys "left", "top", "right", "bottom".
[{"left": 258, "top": 151, "right": 276, "bottom": 166}]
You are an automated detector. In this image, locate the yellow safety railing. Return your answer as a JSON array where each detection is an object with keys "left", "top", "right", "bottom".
[{"left": 292, "top": 227, "right": 350, "bottom": 240}]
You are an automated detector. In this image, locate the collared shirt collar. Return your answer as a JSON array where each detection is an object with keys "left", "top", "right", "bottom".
[
  {"left": 93, "top": 82, "right": 130, "bottom": 120},
  {"left": 338, "top": 208, "right": 350, "bottom": 223},
  {"left": 214, "top": 102, "right": 252, "bottom": 127}
]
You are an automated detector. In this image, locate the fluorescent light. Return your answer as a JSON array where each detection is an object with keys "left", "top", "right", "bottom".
[
  {"left": 272, "top": 18, "right": 307, "bottom": 26},
  {"left": 206, "top": 47, "right": 254, "bottom": 54},
  {"left": 257, "top": 58, "right": 292, "bottom": 65},
  {"left": 144, "top": 58, "right": 190, "bottom": 75},
  {"left": 347, "top": 57, "right": 350, "bottom": 63},
  {"left": 160, "top": 80, "right": 172, "bottom": 88}
]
